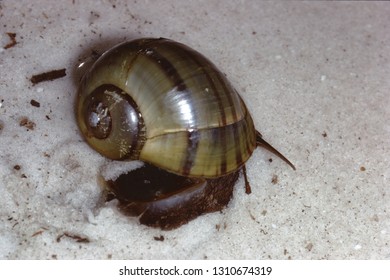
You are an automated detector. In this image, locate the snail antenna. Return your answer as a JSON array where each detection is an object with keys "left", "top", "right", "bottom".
[{"left": 256, "top": 131, "right": 296, "bottom": 170}]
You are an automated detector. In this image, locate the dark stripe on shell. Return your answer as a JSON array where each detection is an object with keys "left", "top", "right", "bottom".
[
  {"left": 244, "top": 112, "right": 256, "bottom": 156},
  {"left": 215, "top": 76, "right": 239, "bottom": 123},
  {"left": 140, "top": 46, "right": 187, "bottom": 92},
  {"left": 233, "top": 120, "right": 243, "bottom": 167},
  {"left": 141, "top": 42, "right": 203, "bottom": 175},
  {"left": 182, "top": 129, "right": 201, "bottom": 176},
  {"left": 179, "top": 46, "right": 232, "bottom": 173},
  {"left": 183, "top": 49, "right": 228, "bottom": 126}
]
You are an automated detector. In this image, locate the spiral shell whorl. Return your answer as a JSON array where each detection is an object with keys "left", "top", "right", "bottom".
[{"left": 78, "top": 84, "right": 145, "bottom": 160}]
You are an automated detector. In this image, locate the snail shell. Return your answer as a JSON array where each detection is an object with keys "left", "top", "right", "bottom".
[
  {"left": 77, "top": 38, "right": 259, "bottom": 178},
  {"left": 76, "top": 38, "right": 295, "bottom": 229}
]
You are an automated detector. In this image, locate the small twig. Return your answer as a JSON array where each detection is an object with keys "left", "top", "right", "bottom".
[
  {"left": 4, "top": 33, "right": 17, "bottom": 49},
  {"left": 56, "top": 232, "right": 90, "bottom": 243},
  {"left": 30, "top": 69, "right": 66, "bottom": 85}
]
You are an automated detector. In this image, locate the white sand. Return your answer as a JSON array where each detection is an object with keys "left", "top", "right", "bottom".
[{"left": 0, "top": 1, "right": 389, "bottom": 259}]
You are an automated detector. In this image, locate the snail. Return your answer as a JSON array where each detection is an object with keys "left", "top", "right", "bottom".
[{"left": 76, "top": 38, "right": 295, "bottom": 229}]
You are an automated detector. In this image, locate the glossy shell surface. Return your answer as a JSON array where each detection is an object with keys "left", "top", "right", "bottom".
[{"left": 77, "top": 38, "right": 257, "bottom": 178}]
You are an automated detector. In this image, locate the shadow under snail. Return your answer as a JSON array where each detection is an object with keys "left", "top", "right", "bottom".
[{"left": 76, "top": 38, "right": 295, "bottom": 230}]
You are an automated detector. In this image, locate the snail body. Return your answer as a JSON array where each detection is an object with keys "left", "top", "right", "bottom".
[{"left": 76, "top": 38, "right": 294, "bottom": 229}]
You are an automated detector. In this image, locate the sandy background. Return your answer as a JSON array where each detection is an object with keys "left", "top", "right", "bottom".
[{"left": 0, "top": 1, "right": 389, "bottom": 259}]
